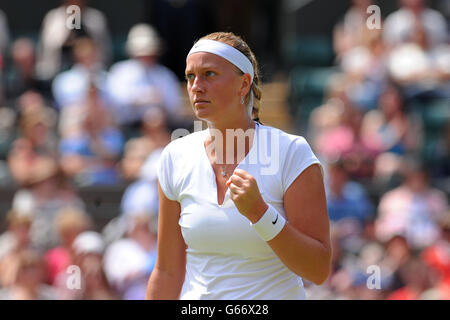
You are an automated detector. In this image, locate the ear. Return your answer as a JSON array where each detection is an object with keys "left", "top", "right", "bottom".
[{"left": 238, "top": 73, "right": 252, "bottom": 97}]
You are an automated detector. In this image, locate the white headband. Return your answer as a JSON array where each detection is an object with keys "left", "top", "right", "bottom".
[
  {"left": 187, "top": 39, "right": 254, "bottom": 81},
  {"left": 187, "top": 39, "right": 255, "bottom": 117}
]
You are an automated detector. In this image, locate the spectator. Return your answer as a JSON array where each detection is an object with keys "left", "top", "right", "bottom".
[
  {"left": 103, "top": 192, "right": 158, "bottom": 299},
  {"left": 52, "top": 231, "right": 117, "bottom": 299},
  {"left": 7, "top": 140, "right": 58, "bottom": 189},
  {"left": 44, "top": 207, "right": 92, "bottom": 286},
  {"left": 7, "top": 94, "right": 59, "bottom": 187},
  {"left": 325, "top": 159, "right": 375, "bottom": 225},
  {"left": 15, "top": 90, "right": 56, "bottom": 118},
  {"left": 350, "top": 241, "right": 390, "bottom": 300},
  {"left": 120, "top": 106, "right": 171, "bottom": 182},
  {"left": 333, "top": 0, "right": 376, "bottom": 60},
  {"left": 36, "top": 0, "right": 112, "bottom": 81},
  {"left": 9, "top": 159, "right": 86, "bottom": 252},
  {"left": 420, "top": 215, "right": 450, "bottom": 299},
  {"left": 387, "top": 19, "right": 450, "bottom": 92},
  {"left": 121, "top": 180, "right": 159, "bottom": 232},
  {"left": 383, "top": 0, "right": 448, "bottom": 50},
  {"left": 0, "top": 250, "right": 59, "bottom": 300},
  {"left": 387, "top": 255, "right": 436, "bottom": 299},
  {"left": 120, "top": 138, "right": 153, "bottom": 182},
  {"left": 59, "top": 83, "right": 124, "bottom": 186},
  {"left": 375, "top": 159, "right": 448, "bottom": 250},
  {"left": 102, "top": 235, "right": 153, "bottom": 299},
  {"left": 106, "top": 23, "right": 184, "bottom": 134},
  {"left": 72, "top": 231, "right": 117, "bottom": 299},
  {"left": 379, "top": 234, "right": 412, "bottom": 292},
  {"left": 140, "top": 106, "right": 172, "bottom": 152},
  {"left": 311, "top": 84, "right": 375, "bottom": 179},
  {"left": 15, "top": 92, "right": 57, "bottom": 149},
  {"left": 308, "top": 79, "right": 347, "bottom": 149},
  {"left": 384, "top": 0, "right": 450, "bottom": 99},
  {"left": 0, "top": 209, "right": 35, "bottom": 287},
  {"left": 310, "top": 80, "right": 355, "bottom": 161},
  {"left": 361, "top": 84, "right": 423, "bottom": 156},
  {"left": 52, "top": 37, "right": 109, "bottom": 109},
  {"left": 138, "top": 106, "right": 171, "bottom": 181},
  {"left": 339, "top": 29, "right": 388, "bottom": 112},
  {"left": 4, "top": 39, "right": 48, "bottom": 102}
]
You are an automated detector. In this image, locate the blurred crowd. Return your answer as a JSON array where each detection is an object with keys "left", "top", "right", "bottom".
[
  {"left": 304, "top": 0, "right": 450, "bottom": 300},
  {"left": 0, "top": 0, "right": 184, "bottom": 300},
  {"left": 0, "top": 0, "right": 448, "bottom": 300}
]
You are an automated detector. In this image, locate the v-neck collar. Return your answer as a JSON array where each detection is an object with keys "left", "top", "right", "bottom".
[{"left": 201, "top": 122, "right": 260, "bottom": 207}]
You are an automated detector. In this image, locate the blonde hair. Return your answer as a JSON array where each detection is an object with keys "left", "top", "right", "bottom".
[
  {"left": 55, "top": 207, "right": 92, "bottom": 235},
  {"left": 6, "top": 209, "right": 33, "bottom": 228},
  {"left": 198, "top": 32, "right": 262, "bottom": 123}
]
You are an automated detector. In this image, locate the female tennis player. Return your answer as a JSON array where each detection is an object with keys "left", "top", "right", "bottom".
[{"left": 146, "top": 32, "right": 331, "bottom": 300}]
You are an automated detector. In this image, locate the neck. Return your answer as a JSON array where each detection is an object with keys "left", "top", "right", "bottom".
[
  {"left": 207, "top": 116, "right": 254, "bottom": 136},
  {"left": 205, "top": 117, "right": 255, "bottom": 165},
  {"left": 407, "top": 6, "right": 423, "bottom": 16}
]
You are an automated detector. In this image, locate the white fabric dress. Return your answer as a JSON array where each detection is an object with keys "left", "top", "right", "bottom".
[{"left": 157, "top": 122, "right": 322, "bottom": 299}]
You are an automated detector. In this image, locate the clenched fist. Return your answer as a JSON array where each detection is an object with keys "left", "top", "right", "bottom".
[{"left": 226, "top": 168, "right": 268, "bottom": 223}]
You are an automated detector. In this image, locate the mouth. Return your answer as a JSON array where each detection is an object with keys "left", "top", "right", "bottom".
[{"left": 194, "top": 99, "right": 210, "bottom": 107}]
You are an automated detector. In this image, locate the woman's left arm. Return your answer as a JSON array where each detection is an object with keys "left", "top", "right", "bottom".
[
  {"left": 228, "top": 165, "right": 332, "bottom": 285},
  {"left": 269, "top": 163, "right": 331, "bottom": 285}
]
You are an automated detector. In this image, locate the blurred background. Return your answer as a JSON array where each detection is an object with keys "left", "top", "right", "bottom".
[{"left": 0, "top": 0, "right": 448, "bottom": 300}]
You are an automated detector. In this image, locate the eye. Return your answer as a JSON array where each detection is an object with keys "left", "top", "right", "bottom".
[
  {"left": 205, "top": 70, "right": 216, "bottom": 77},
  {"left": 185, "top": 73, "right": 195, "bottom": 81}
]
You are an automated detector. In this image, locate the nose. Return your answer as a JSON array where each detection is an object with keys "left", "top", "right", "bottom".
[{"left": 190, "top": 75, "right": 205, "bottom": 93}]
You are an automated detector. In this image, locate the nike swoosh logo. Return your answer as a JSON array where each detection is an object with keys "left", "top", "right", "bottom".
[{"left": 272, "top": 215, "right": 278, "bottom": 225}]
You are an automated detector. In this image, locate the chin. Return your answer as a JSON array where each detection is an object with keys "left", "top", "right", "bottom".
[{"left": 194, "top": 108, "right": 214, "bottom": 121}]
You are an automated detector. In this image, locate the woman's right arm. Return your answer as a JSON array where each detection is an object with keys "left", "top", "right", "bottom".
[{"left": 146, "top": 182, "right": 186, "bottom": 300}]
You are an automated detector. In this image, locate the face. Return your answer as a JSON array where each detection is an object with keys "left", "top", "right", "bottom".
[
  {"left": 16, "top": 259, "right": 44, "bottom": 287},
  {"left": 406, "top": 170, "right": 427, "bottom": 192},
  {"left": 401, "top": 0, "right": 424, "bottom": 9},
  {"left": 329, "top": 165, "right": 348, "bottom": 192},
  {"left": 380, "top": 87, "right": 402, "bottom": 116},
  {"left": 185, "top": 52, "right": 251, "bottom": 123},
  {"left": 12, "top": 223, "right": 31, "bottom": 247},
  {"left": 353, "top": 0, "right": 372, "bottom": 10}
]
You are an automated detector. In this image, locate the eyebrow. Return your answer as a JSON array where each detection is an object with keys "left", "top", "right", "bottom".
[{"left": 185, "top": 65, "right": 219, "bottom": 74}]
